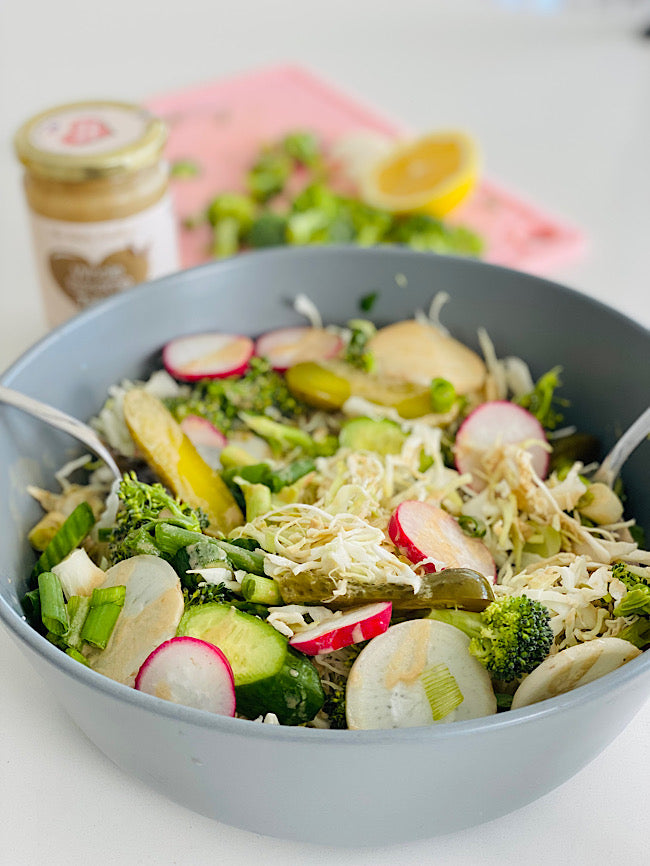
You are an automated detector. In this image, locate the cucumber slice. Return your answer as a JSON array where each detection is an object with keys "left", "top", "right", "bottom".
[
  {"left": 339, "top": 417, "right": 406, "bottom": 455},
  {"left": 177, "top": 603, "right": 324, "bottom": 724}
]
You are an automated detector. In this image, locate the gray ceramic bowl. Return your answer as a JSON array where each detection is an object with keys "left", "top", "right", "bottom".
[{"left": 1, "top": 247, "right": 648, "bottom": 846}]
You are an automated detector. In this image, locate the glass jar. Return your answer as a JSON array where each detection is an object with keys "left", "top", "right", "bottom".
[{"left": 14, "top": 101, "right": 180, "bottom": 326}]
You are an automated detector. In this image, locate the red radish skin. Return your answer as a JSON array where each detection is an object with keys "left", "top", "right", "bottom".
[
  {"left": 389, "top": 501, "right": 496, "bottom": 582},
  {"left": 455, "top": 400, "right": 549, "bottom": 492},
  {"left": 255, "top": 326, "right": 343, "bottom": 372},
  {"left": 163, "top": 332, "right": 254, "bottom": 381},
  {"left": 289, "top": 602, "right": 392, "bottom": 655},
  {"left": 180, "top": 415, "right": 228, "bottom": 449},
  {"left": 135, "top": 636, "right": 236, "bottom": 716}
]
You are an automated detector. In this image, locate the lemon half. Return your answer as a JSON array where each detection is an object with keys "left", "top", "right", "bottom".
[{"left": 360, "top": 130, "right": 479, "bottom": 217}]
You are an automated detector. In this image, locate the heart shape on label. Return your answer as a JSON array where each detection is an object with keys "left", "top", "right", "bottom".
[{"left": 49, "top": 248, "right": 149, "bottom": 307}]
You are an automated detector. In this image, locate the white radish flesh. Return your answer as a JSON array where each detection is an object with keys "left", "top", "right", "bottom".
[
  {"left": 255, "top": 326, "right": 343, "bottom": 371},
  {"left": 346, "top": 619, "right": 496, "bottom": 729},
  {"left": 85, "top": 555, "right": 184, "bottom": 687},
  {"left": 288, "top": 602, "right": 392, "bottom": 655},
  {"left": 135, "top": 636, "right": 236, "bottom": 716},
  {"left": 389, "top": 500, "right": 496, "bottom": 581},
  {"left": 180, "top": 415, "right": 227, "bottom": 468},
  {"left": 367, "top": 320, "right": 486, "bottom": 394},
  {"left": 511, "top": 637, "right": 641, "bottom": 710},
  {"left": 52, "top": 547, "right": 106, "bottom": 599},
  {"left": 163, "top": 332, "right": 254, "bottom": 381},
  {"left": 455, "top": 400, "right": 549, "bottom": 492}
]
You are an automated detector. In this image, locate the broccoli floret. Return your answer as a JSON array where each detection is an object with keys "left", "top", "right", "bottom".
[
  {"left": 247, "top": 150, "right": 292, "bottom": 202},
  {"left": 322, "top": 689, "right": 347, "bottom": 729},
  {"left": 165, "top": 357, "right": 306, "bottom": 435},
  {"left": 387, "top": 214, "right": 483, "bottom": 257},
  {"left": 429, "top": 594, "right": 554, "bottom": 682},
  {"left": 107, "top": 473, "right": 206, "bottom": 564},
  {"left": 343, "top": 318, "right": 376, "bottom": 371},
  {"left": 516, "top": 366, "right": 568, "bottom": 431},
  {"left": 246, "top": 212, "right": 288, "bottom": 248},
  {"left": 611, "top": 561, "right": 650, "bottom": 590},
  {"left": 282, "top": 130, "right": 322, "bottom": 167},
  {"left": 239, "top": 413, "right": 337, "bottom": 458},
  {"left": 207, "top": 193, "right": 258, "bottom": 259}
]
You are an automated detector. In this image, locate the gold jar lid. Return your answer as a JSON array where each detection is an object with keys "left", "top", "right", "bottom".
[{"left": 14, "top": 100, "right": 168, "bottom": 182}]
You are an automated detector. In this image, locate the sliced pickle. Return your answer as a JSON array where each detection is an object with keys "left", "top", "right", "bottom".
[
  {"left": 122, "top": 389, "right": 243, "bottom": 536},
  {"left": 285, "top": 360, "right": 432, "bottom": 418},
  {"left": 271, "top": 566, "right": 495, "bottom": 611}
]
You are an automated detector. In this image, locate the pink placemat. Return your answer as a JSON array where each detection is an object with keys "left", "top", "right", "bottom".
[{"left": 146, "top": 65, "right": 585, "bottom": 274}]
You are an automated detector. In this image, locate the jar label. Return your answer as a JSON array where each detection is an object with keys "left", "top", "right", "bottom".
[{"left": 29, "top": 194, "right": 180, "bottom": 326}]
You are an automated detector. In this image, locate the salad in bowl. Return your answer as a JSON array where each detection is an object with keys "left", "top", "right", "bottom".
[{"left": 21, "top": 290, "right": 649, "bottom": 730}]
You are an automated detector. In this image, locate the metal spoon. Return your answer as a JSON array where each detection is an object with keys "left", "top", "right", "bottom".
[
  {"left": 0, "top": 384, "right": 122, "bottom": 482},
  {"left": 592, "top": 406, "right": 650, "bottom": 487}
]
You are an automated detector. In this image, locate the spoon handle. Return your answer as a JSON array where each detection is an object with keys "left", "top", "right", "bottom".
[
  {"left": 0, "top": 384, "right": 122, "bottom": 481},
  {"left": 593, "top": 406, "right": 650, "bottom": 487}
]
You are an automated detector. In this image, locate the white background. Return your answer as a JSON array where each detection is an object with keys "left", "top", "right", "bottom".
[{"left": 1, "top": 2, "right": 649, "bottom": 864}]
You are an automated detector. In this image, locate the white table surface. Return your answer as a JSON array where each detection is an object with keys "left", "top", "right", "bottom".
[{"left": 1, "top": 2, "right": 649, "bottom": 864}]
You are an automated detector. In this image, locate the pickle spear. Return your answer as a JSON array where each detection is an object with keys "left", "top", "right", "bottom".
[
  {"left": 122, "top": 389, "right": 243, "bottom": 536},
  {"left": 285, "top": 360, "right": 432, "bottom": 418},
  {"left": 272, "top": 567, "right": 495, "bottom": 612}
]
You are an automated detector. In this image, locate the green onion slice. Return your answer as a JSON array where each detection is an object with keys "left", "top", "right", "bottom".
[
  {"left": 420, "top": 663, "right": 464, "bottom": 721},
  {"left": 31, "top": 501, "right": 95, "bottom": 582},
  {"left": 38, "top": 572, "right": 69, "bottom": 636}
]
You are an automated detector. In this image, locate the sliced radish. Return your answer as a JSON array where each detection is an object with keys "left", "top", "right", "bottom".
[
  {"left": 346, "top": 619, "right": 496, "bottom": 729},
  {"left": 388, "top": 500, "right": 496, "bottom": 582},
  {"left": 254, "top": 326, "right": 343, "bottom": 372},
  {"left": 135, "top": 636, "right": 236, "bottom": 716},
  {"left": 163, "top": 332, "right": 254, "bottom": 381},
  {"left": 289, "top": 602, "right": 392, "bottom": 655},
  {"left": 180, "top": 414, "right": 228, "bottom": 449},
  {"left": 455, "top": 400, "right": 549, "bottom": 492}
]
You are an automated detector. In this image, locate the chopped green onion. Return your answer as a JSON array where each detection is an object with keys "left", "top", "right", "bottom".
[
  {"left": 37, "top": 572, "right": 69, "bottom": 636},
  {"left": 420, "top": 663, "right": 464, "bottom": 721},
  {"left": 359, "top": 291, "right": 378, "bottom": 312},
  {"left": 31, "top": 501, "right": 95, "bottom": 582},
  {"left": 65, "top": 595, "right": 91, "bottom": 652},
  {"left": 429, "top": 378, "right": 456, "bottom": 414},
  {"left": 65, "top": 646, "right": 89, "bottom": 666},
  {"left": 523, "top": 525, "right": 562, "bottom": 558},
  {"left": 240, "top": 481, "right": 272, "bottom": 522},
  {"left": 21, "top": 588, "right": 41, "bottom": 625},
  {"left": 458, "top": 515, "right": 486, "bottom": 538},
  {"left": 241, "top": 574, "right": 283, "bottom": 606},
  {"left": 80, "top": 585, "right": 126, "bottom": 649}
]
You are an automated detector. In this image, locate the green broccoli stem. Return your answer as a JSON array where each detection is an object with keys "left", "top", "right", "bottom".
[
  {"left": 154, "top": 523, "right": 267, "bottom": 575},
  {"left": 427, "top": 607, "right": 484, "bottom": 640}
]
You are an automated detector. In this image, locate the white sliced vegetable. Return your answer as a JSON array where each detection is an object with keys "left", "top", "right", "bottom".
[
  {"left": 288, "top": 602, "right": 392, "bottom": 655},
  {"left": 163, "top": 332, "right": 254, "bottom": 381},
  {"left": 511, "top": 637, "right": 641, "bottom": 709},
  {"left": 577, "top": 482, "right": 624, "bottom": 525},
  {"left": 367, "top": 319, "right": 486, "bottom": 394},
  {"left": 135, "top": 636, "right": 236, "bottom": 716},
  {"left": 51, "top": 548, "right": 106, "bottom": 599},
  {"left": 346, "top": 619, "right": 496, "bottom": 729},
  {"left": 388, "top": 500, "right": 496, "bottom": 581},
  {"left": 254, "top": 326, "right": 343, "bottom": 371},
  {"left": 455, "top": 400, "right": 549, "bottom": 491},
  {"left": 85, "top": 554, "right": 184, "bottom": 687}
]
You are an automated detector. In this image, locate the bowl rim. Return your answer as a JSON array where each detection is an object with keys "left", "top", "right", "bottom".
[{"left": 1, "top": 245, "right": 649, "bottom": 742}]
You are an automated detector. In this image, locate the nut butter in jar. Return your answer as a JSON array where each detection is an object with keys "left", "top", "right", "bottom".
[{"left": 14, "top": 101, "right": 180, "bottom": 326}]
